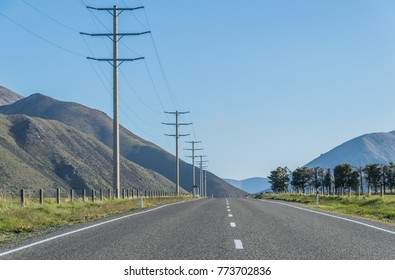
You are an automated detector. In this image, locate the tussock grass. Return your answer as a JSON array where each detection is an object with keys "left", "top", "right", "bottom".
[
  {"left": 256, "top": 193, "right": 395, "bottom": 225},
  {"left": 0, "top": 196, "right": 194, "bottom": 243}
]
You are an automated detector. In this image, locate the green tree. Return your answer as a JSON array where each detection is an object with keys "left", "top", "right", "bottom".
[
  {"left": 323, "top": 168, "right": 332, "bottom": 195},
  {"left": 363, "top": 164, "right": 381, "bottom": 195},
  {"left": 268, "top": 167, "right": 290, "bottom": 193},
  {"left": 334, "top": 164, "right": 352, "bottom": 195},
  {"left": 384, "top": 162, "right": 395, "bottom": 194},
  {"left": 348, "top": 170, "right": 360, "bottom": 195},
  {"left": 291, "top": 167, "right": 312, "bottom": 194}
]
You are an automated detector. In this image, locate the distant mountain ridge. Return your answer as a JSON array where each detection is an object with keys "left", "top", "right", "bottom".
[
  {"left": 223, "top": 177, "right": 271, "bottom": 194},
  {"left": 0, "top": 89, "right": 246, "bottom": 197},
  {"left": 0, "top": 86, "right": 23, "bottom": 105},
  {"left": 306, "top": 131, "right": 395, "bottom": 168}
]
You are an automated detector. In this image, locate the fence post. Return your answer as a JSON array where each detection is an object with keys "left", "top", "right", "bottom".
[
  {"left": 70, "top": 189, "right": 74, "bottom": 202},
  {"left": 131, "top": 189, "right": 134, "bottom": 198},
  {"left": 140, "top": 190, "right": 143, "bottom": 209},
  {"left": 100, "top": 189, "right": 103, "bottom": 201},
  {"left": 57, "top": 188, "right": 61, "bottom": 204},
  {"left": 39, "top": 189, "right": 43, "bottom": 205},
  {"left": 20, "top": 189, "right": 25, "bottom": 206},
  {"left": 122, "top": 189, "right": 125, "bottom": 199},
  {"left": 107, "top": 189, "right": 111, "bottom": 200},
  {"left": 82, "top": 189, "right": 86, "bottom": 202},
  {"left": 92, "top": 189, "right": 95, "bottom": 202}
]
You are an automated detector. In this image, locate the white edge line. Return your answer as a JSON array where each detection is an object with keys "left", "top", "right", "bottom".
[
  {"left": 260, "top": 199, "right": 395, "bottom": 235},
  {"left": 234, "top": 239, "right": 243, "bottom": 249},
  {"left": 0, "top": 199, "right": 198, "bottom": 257}
]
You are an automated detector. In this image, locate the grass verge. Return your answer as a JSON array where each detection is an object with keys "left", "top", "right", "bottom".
[
  {"left": 0, "top": 196, "right": 195, "bottom": 244},
  {"left": 256, "top": 193, "right": 395, "bottom": 226}
]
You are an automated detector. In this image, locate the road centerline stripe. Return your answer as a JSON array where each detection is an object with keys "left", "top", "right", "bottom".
[
  {"left": 228, "top": 214, "right": 233, "bottom": 217},
  {"left": 230, "top": 222, "right": 236, "bottom": 227},
  {"left": 234, "top": 239, "right": 243, "bottom": 249}
]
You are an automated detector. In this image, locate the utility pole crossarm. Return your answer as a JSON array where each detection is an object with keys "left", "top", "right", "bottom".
[
  {"left": 87, "top": 57, "right": 144, "bottom": 62},
  {"left": 80, "top": 31, "right": 150, "bottom": 37},
  {"left": 86, "top": 6, "right": 144, "bottom": 11},
  {"left": 164, "top": 134, "right": 190, "bottom": 137},
  {"left": 165, "top": 111, "right": 190, "bottom": 115}
]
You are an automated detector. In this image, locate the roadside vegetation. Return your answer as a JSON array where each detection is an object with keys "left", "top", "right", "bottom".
[
  {"left": 259, "top": 163, "right": 395, "bottom": 225},
  {"left": 0, "top": 196, "right": 194, "bottom": 244},
  {"left": 256, "top": 193, "right": 395, "bottom": 225}
]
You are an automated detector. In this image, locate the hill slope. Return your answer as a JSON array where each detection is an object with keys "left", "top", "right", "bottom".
[
  {"left": 0, "top": 92, "right": 246, "bottom": 197},
  {"left": 0, "top": 86, "right": 23, "bottom": 105},
  {"left": 306, "top": 131, "right": 395, "bottom": 168},
  {"left": 0, "top": 114, "right": 176, "bottom": 195},
  {"left": 224, "top": 177, "right": 271, "bottom": 194}
]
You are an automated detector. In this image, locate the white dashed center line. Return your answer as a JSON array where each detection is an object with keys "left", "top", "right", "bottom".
[
  {"left": 227, "top": 209, "right": 231, "bottom": 212},
  {"left": 234, "top": 239, "right": 243, "bottom": 249},
  {"left": 228, "top": 214, "right": 233, "bottom": 217},
  {"left": 230, "top": 222, "right": 236, "bottom": 227}
]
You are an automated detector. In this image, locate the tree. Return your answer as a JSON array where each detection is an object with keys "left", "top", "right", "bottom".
[
  {"left": 312, "top": 167, "right": 324, "bottom": 193},
  {"left": 334, "top": 164, "right": 352, "bottom": 195},
  {"left": 323, "top": 168, "right": 332, "bottom": 195},
  {"left": 268, "top": 167, "right": 290, "bottom": 193},
  {"left": 348, "top": 170, "right": 360, "bottom": 195},
  {"left": 384, "top": 162, "right": 395, "bottom": 194},
  {"left": 291, "top": 167, "right": 312, "bottom": 194},
  {"left": 363, "top": 164, "right": 381, "bottom": 195}
]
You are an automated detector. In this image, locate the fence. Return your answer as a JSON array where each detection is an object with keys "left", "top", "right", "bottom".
[{"left": 0, "top": 188, "right": 180, "bottom": 206}]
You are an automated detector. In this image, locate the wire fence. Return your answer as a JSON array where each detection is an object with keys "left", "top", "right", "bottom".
[{"left": 0, "top": 188, "right": 182, "bottom": 206}]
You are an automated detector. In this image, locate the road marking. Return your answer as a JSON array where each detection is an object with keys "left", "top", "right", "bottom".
[
  {"left": 227, "top": 209, "right": 231, "bottom": 212},
  {"left": 230, "top": 222, "right": 236, "bottom": 227},
  {"left": 228, "top": 214, "right": 233, "bottom": 217},
  {"left": 0, "top": 199, "right": 198, "bottom": 257},
  {"left": 261, "top": 199, "right": 395, "bottom": 236},
  {"left": 226, "top": 205, "right": 230, "bottom": 208},
  {"left": 234, "top": 239, "right": 243, "bottom": 249}
]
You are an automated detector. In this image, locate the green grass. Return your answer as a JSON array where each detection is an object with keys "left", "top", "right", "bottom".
[
  {"left": 256, "top": 193, "right": 395, "bottom": 225},
  {"left": 0, "top": 196, "right": 195, "bottom": 243}
]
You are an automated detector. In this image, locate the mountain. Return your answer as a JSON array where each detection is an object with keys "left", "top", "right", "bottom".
[
  {"left": 0, "top": 91, "right": 246, "bottom": 197},
  {"left": 0, "top": 114, "right": 176, "bottom": 195},
  {"left": 306, "top": 131, "right": 395, "bottom": 168},
  {"left": 224, "top": 177, "right": 271, "bottom": 194},
  {"left": 0, "top": 86, "right": 23, "bottom": 105}
]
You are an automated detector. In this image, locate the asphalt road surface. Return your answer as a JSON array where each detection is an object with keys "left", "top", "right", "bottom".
[{"left": 1, "top": 198, "right": 395, "bottom": 259}]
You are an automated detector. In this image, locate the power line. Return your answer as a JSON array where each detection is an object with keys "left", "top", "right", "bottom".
[
  {"left": 21, "top": 0, "right": 80, "bottom": 33},
  {"left": 0, "top": 12, "right": 85, "bottom": 58}
]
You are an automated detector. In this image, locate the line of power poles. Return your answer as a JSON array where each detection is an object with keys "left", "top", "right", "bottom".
[
  {"left": 184, "top": 140, "right": 208, "bottom": 196},
  {"left": 80, "top": 3, "right": 208, "bottom": 198}
]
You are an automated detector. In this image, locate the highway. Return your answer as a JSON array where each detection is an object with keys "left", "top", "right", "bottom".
[{"left": 1, "top": 198, "right": 395, "bottom": 259}]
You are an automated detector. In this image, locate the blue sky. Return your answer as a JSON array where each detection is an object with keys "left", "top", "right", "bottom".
[{"left": 1, "top": 0, "right": 395, "bottom": 180}]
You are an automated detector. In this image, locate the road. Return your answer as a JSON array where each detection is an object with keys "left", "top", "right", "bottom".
[{"left": 1, "top": 198, "right": 395, "bottom": 259}]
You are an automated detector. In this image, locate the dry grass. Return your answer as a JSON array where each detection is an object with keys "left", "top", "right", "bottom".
[{"left": 0, "top": 196, "right": 194, "bottom": 243}]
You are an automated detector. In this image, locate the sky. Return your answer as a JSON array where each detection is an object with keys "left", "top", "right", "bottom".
[{"left": 1, "top": 0, "right": 395, "bottom": 180}]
